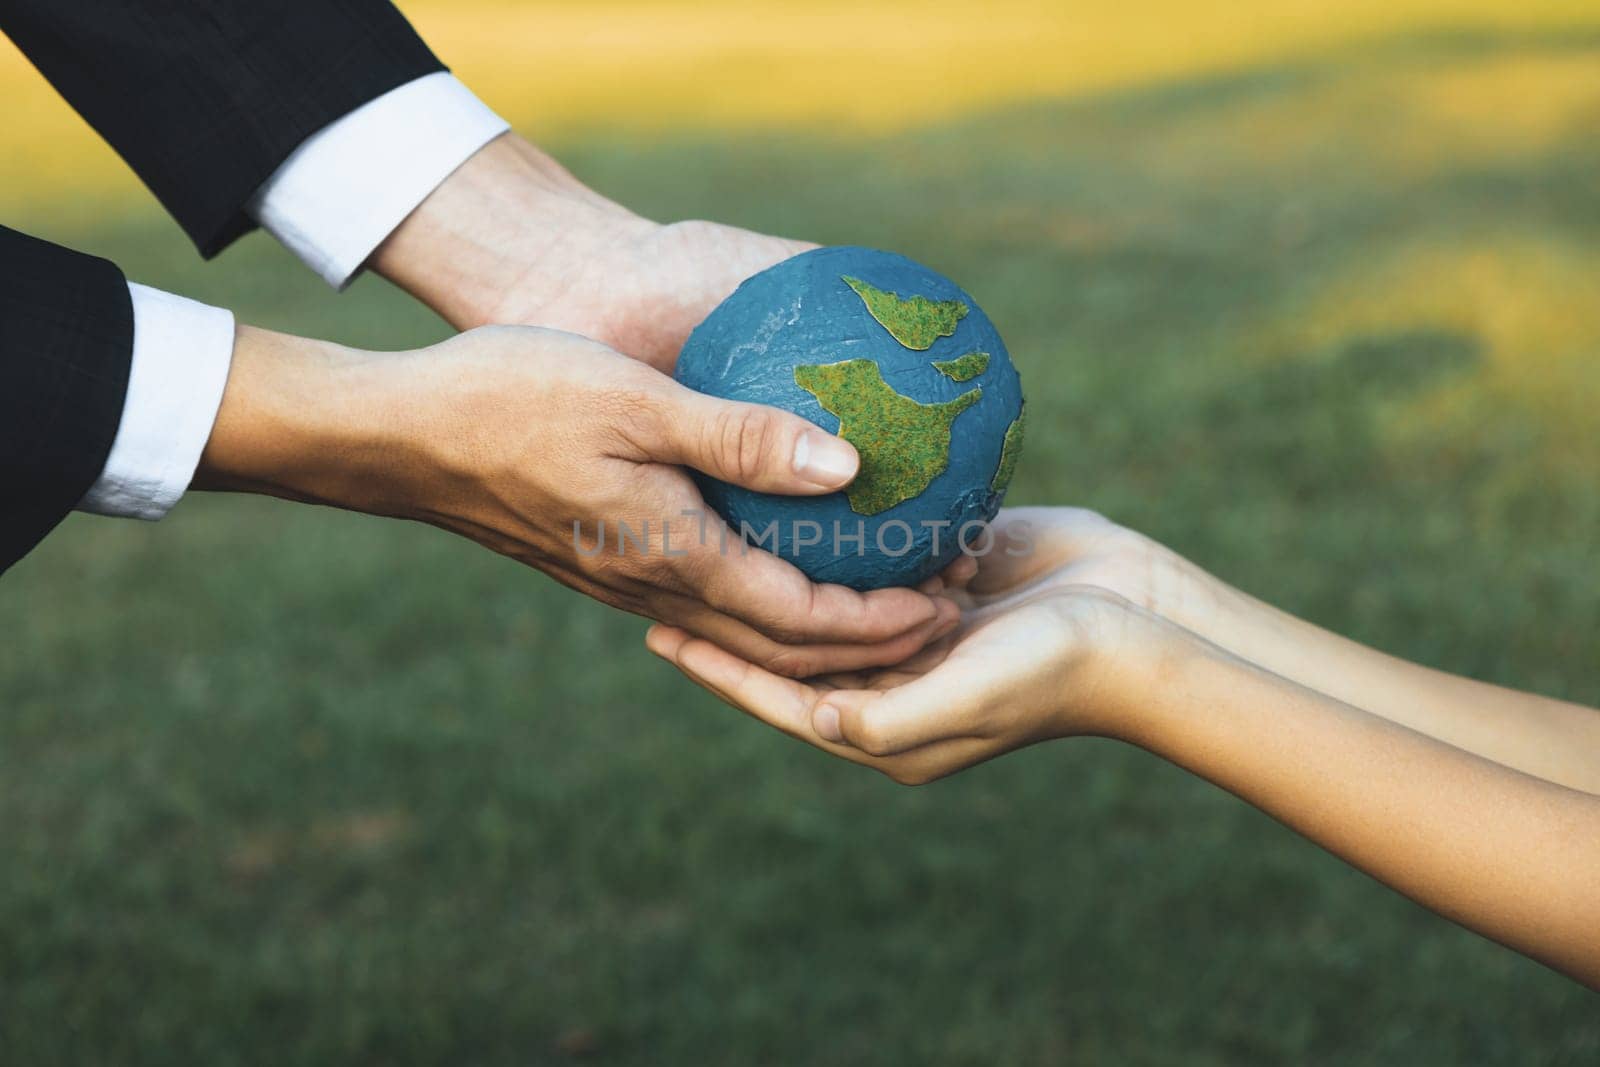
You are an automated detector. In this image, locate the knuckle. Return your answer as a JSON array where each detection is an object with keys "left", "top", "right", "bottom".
[
  {"left": 570, "top": 547, "right": 611, "bottom": 579},
  {"left": 630, "top": 551, "right": 683, "bottom": 590},
  {"left": 708, "top": 405, "right": 776, "bottom": 484},
  {"left": 751, "top": 581, "right": 818, "bottom": 645},
  {"left": 762, "top": 648, "right": 816, "bottom": 679},
  {"left": 597, "top": 387, "right": 668, "bottom": 451},
  {"left": 610, "top": 547, "right": 653, "bottom": 580},
  {"left": 573, "top": 540, "right": 659, "bottom": 591},
  {"left": 850, "top": 718, "right": 894, "bottom": 758},
  {"left": 666, "top": 544, "right": 717, "bottom": 590},
  {"left": 760, "top": 617, "right": 812, "bottom": 647}
]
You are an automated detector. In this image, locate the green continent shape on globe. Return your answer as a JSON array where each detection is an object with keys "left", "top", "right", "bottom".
[
  {"left": 842, "top": 276, "right": 968, "bottom": 350},
  {"left": 990, "top": 403, "right": 1026, "bottom": 494},
  {"left": 932, "top": 350, "right": 989, "bottom": 382},
  {"left": 794, "top": 359, "right": 982, "bottom": 516}
]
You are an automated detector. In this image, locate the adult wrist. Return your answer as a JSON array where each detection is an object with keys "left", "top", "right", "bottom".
[
  {"left": 247, "top": 73, "right": 510, "bottom": 290},
  {"left": 191, "top": 326, "right": 413, "bottom": 515},
  {"left": 370, "top": 133, "right": 654, "bottom": 329}
]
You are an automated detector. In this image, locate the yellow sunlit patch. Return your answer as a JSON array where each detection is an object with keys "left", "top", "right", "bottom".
[
  {"left": 2, "top": 0, "right": 1596, "bottom": 209},
  {"left": 1268, "top": 238, "right": 1600, "bottom": 475}
]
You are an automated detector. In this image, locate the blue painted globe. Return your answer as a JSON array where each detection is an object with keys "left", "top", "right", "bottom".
[{"left": 675, "top": 246, "right": 1025, "bottom": 590}]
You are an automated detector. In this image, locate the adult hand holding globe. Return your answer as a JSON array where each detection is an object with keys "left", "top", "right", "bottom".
[{"left": 676, "top": 247, "right": 1025, "bottom": 590}]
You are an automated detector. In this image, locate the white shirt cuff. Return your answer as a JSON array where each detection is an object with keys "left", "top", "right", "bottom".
[
  {"left": 247, "top": 72, "right": 510, "bottom": 290},
  {"left": 77, "top": 283, "right": 236, "bottom": 521}
]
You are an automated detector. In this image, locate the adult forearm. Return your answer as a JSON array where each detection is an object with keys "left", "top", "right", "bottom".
[
  {"left": 1118, "top": 636, "right": 1600, "bottom": 987},
  {"left": 191, "top": 323, "right": 950, "bottom": 675},
  {"left": 191, "top": 325, "right": 420, "bottom": 516}
]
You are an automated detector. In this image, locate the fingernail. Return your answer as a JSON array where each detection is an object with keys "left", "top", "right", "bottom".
[
  {"left": 933, "top": 614, "right": 960, "bottom": 640},
  {"left": 814, "top": 703, "right": 844, "bottom": 743},
  {"left": 794, "top": 432, "right": 857, "bottom": 488}
]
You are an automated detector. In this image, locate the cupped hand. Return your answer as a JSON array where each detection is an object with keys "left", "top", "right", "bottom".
[
  {"left": 645, "top": 510, "right": 1177, "bottom": 784},
  {"left": 198, "top": 324, "right": 955, "bottom": 676},
  {"left": 945, "top": 506, "right": 1226, "bottom": 622}
]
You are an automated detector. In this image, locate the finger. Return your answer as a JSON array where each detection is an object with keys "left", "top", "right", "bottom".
[
  {"left": 606, "top": 468, "right": 947, "bottom": 644},
  {"left": 815, "top": 668, "right": 993, "bottom": 756},
  {"left": 644, "top": 623, "right": 689, "bottom": 661},
  {"left": 812, "top": 670, "right": 871, "bottom": 691},
  {"left": 657, "top": 630, "right": 824, "bottom": 737},
  {"left": 681, "top": 533, "right": 948, "bottom": 645},
  {"left": 651, "top": 629, "right": 988, "bottom": 784},
  {"left": 938, "top": 553, "right": 979, "bottom": 590},
  {"left": 583, "top": 479, "right": 947, "bottom": 647},
  {"left": 867, "top": 631, "right": 961, "bottom": 680},
  {"left": 651, "top": 627, "right": 837, "bottom": 748},
  {"left": 966, "top": 508, "right": 1109, "bottom": 596},
  {"left": 814, "top": 632, "right": 962, "bottom": 695},
  {"left": 642, "top": 381, "right": 860, "bottom": 494},
  {"left": 655, "top": 592, "right": 960, "bottom": 677},
  {"left": 814, "top": 627, "right": 961, "bottom": 693}
]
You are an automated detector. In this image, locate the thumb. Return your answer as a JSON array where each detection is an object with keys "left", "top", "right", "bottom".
[{"left": 653, "top": 386, "right": 860, "bottom": 495}]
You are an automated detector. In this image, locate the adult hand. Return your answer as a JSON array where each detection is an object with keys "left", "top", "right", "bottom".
[
  {"left": 645, "top": 510, "right": 1176, "bottom": 783},
  {"left": 373, "top": 133, "right": 813, "bottom": 372},
  {"left": 194, "top": 324, "right": 956, "bottom": 675}
]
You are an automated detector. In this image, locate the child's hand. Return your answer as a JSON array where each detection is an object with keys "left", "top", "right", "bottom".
[
  {"left": 645, "top": 511, "right": 1179, "bottom": 784},
  {"left": 945, "top": 506, "right": 1229, "bottom": 628}
]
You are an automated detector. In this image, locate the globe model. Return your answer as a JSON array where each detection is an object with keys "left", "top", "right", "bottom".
[{"left": 675, "top": 246, "right": 1025, "bottom": 590}]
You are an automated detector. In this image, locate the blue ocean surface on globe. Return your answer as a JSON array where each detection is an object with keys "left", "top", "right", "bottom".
[{"left": 674, "top": 245, "right": 1025, "bottom": 590}]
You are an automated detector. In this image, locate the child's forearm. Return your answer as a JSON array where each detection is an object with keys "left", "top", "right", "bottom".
[
  {"left": 1120, "top": 635, "right": 1600, "bottom": 987},
  {"left": 1189, "top": 579, "right": 1600, "bottom": 793},
  {"left": 995, "top": 512, "right": 1600, "bottom": 791}
]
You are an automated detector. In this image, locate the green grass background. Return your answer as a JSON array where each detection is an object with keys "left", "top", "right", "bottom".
[{"left": 4, "top": 25, "right": 1600, "bottom": 1066}]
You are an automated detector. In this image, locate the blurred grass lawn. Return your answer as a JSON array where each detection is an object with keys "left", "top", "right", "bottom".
[{"left": 4, "top": 2, "right": 1600, "bottom": 1063}]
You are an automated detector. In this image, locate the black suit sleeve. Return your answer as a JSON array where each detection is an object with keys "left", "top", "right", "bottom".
[
  {"left": 0, "top": 0, "right": 445, "bottom": 257},
  {"left": 0, "top": 225, "right": 133, "bottom": 574}
]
